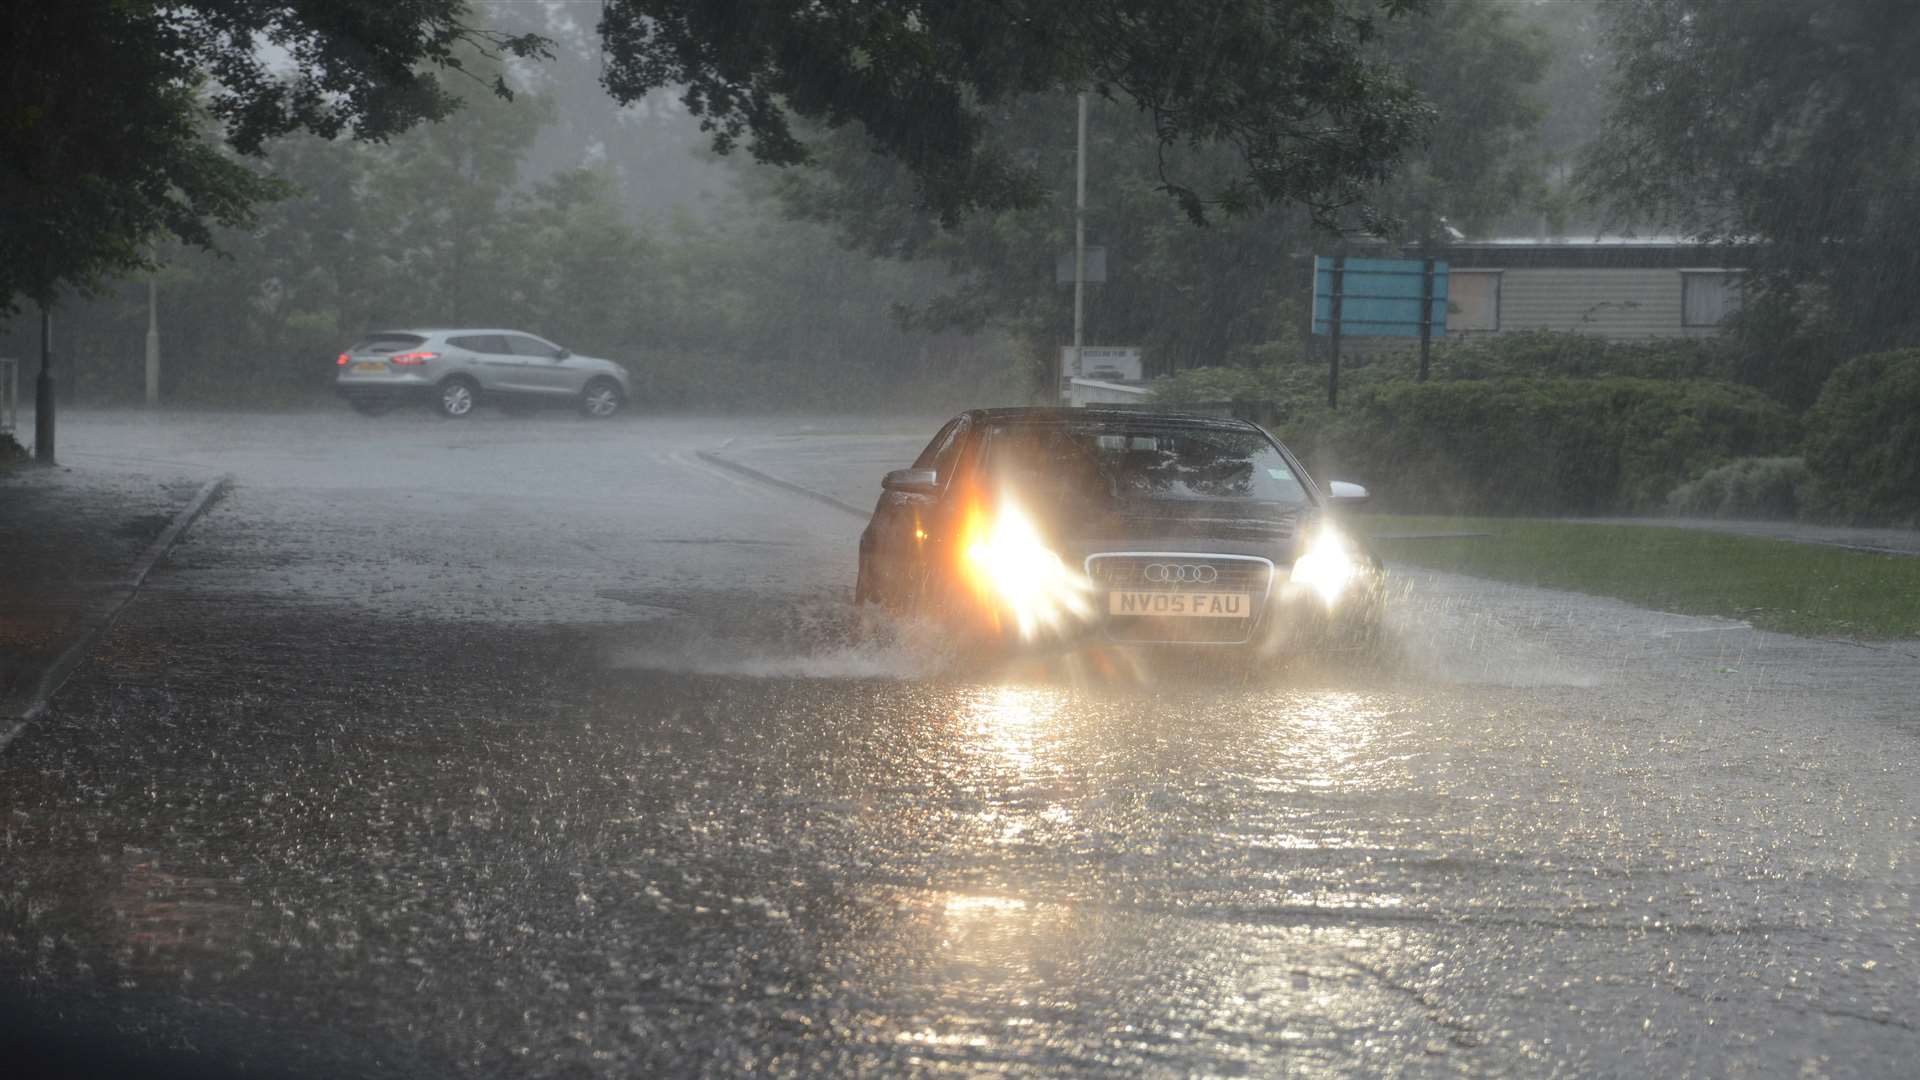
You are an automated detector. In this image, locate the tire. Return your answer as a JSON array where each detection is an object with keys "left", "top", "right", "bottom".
[
  {"left": 579, "top": 378, "right": 624, "bottom": 419},
  {"left": 348, "top": 398, "right": 394, "bottom": 417},
  {"left": 436, "top": 377, "right": 479, "bottom": 419}
]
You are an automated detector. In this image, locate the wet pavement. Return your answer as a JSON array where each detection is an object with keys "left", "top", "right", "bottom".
[
  {"left": 2, "top": 409, "right": 1917, "bottom": 1077},
  {"left": 0, "top": 463, "right": 205, "bottom": 707}
]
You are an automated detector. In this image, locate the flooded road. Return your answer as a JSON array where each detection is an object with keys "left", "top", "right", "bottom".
[{"left": 4, "top": 410, "right": 1916, "bottom": 1077}]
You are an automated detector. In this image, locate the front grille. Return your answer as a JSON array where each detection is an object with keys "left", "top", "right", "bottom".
[
  {"left": 1086, "top": 555, "right": 1273, "bottom": 592},
  {"left": 1087, "top": 554, "right": 1273, "bottom": 644}
]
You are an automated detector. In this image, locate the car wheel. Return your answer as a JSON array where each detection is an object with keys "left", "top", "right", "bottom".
[
  {"left": 579, "top": 378, "right": 623, "bottom": 419},
  {"left": 348, "top": 398, "right": 394, "bottom": 417},
  {"left": 436, "top": 377, "right": 479, "bottom": 419}
]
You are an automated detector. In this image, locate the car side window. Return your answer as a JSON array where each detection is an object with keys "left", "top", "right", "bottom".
[
  {"left": 448, "top": 334, "right": 510, "bottom": 354},
  {"left": 929, "top": 420, "right": 970, "bottom": 487},
  {"left": 505, "top": 334, "right": 563, "bottom": 359},
  {"left": 911, "top": 419, "right": 963, "bottom": 472}
]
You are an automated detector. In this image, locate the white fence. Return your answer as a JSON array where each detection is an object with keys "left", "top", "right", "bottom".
[{"left": 0, "top": 358, "right": 15, "bottom": 436}]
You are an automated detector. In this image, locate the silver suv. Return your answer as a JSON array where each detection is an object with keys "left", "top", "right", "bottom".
[{"left": 334, "top": 328, "right": 634, "bottom": 419}]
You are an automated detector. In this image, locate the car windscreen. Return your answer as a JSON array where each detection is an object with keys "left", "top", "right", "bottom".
[
  {"left": 981, "top": 422, "right": 1309, "bottom": 504},
  {"left": 350, "top": 333, "right": 427, "bottom": 354}
]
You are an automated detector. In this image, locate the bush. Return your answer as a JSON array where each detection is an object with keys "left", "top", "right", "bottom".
[
  {"left": 1803, "top": 349, "right": 1920, "bottom": 524},
  {"left": 1419, "top": 332, "right": 1737, "bottom": 383},
  {"left": 633, "top": 347, "right": 1027, "bottom": 413},
  {"left": 1308, "top": 378, "right": 1799, "bottom": 516},
  {"left": 1665, "top": 457, "right": 1811, "bottom": 519},
  {"left": 1151, "top": 332, "right": 1739, "bottom": 409}
]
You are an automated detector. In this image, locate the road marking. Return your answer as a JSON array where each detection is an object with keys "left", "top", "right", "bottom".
[
  {"left": 663, "top": 451, "right": 768, "bottom": 498},
  {"left": 692, "top": 450, "right": 870, "bottom": 519}
]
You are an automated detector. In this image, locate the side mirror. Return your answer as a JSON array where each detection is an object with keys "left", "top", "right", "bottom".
[
  {"left": 1327, "top": 480, "right": 1371, "bottom": 505},
  {"left": 882, "top": 468, "right": 939, "bottom": 495},
  {"left": 555, "top": 349, "right": 571, "bottom": 360}
]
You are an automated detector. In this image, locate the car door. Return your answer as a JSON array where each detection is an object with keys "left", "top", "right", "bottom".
[
  {"left": 870, "top": 415, "right": 970, "bottom": 600},
  {"left": 447, "top": 334, "right": 520, "bottom": 392},
  {"left": 501, "top": 334, "right": 575, "bottom": 397}
]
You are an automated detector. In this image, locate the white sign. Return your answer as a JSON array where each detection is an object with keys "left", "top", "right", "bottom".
[{"left": 1062, "top": 345, "right": 1143, "bottom": 382}]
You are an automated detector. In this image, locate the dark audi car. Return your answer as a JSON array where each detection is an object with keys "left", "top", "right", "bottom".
[{"left": 856, "top": 408, "right": 1384, "bottom": 651}]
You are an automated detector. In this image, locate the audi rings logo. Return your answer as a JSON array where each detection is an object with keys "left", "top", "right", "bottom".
[{"left": 1144, "top": 562, "right": 1218, "bottom": 585}]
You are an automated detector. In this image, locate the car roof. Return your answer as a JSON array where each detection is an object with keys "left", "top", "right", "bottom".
[
  {"left": 964, "top": 406, "right": 1264, "bottom": 433},
  {"left": 362, "top": 328, "right": 536, "bottom": 337}
]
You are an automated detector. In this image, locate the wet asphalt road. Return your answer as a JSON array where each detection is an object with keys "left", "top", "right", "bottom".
[{"left": 3, "top": 409, "right": 1917, "bottom": 1077}]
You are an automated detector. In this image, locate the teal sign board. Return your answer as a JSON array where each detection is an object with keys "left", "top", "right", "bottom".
[{"left": 1312, "top": 257, "right": 1448, "bottom": 338}]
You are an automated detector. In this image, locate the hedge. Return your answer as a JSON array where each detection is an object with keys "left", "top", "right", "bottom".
[
  {"left": 1285, "top": 378, "right": 1799, "bottom": 516},
  {"left": 1149, "top": 333, "right": 1738, "bottom": 407},
  {"left": 1804, "top": 349, "right": 1920, "bottom": 524},
  {"left": 1665, "top": 457, "right": 1811, "bottom": 520}
]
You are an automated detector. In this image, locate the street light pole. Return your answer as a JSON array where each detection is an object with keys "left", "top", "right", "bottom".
[
  {"left": 145, "top": 276, "right": 160, "bottom": 406},
  {"left": 1068, "top": 91, "right": 1088, "bottom": 403},
  {"left": 34, "top": 303, "right": 54, "bottom": 463}
]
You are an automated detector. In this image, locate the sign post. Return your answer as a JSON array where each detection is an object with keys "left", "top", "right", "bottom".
[
  {"left": 1061, "top": 345, "right": 1142, "bottom": 382},
  {"left": 1328, "top": 256, "right": 1345, "bottom": 409},
  {"left": 1312, "top": 256, "right": 1451, "bottom": 408},
  {"left": 1418, "top": 257, "right": 1435, "bottom": 382}
]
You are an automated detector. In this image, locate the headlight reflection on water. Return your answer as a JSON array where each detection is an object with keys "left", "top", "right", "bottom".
[{"left": 963, "top": 684, "right": 1069, "bottom": 775}]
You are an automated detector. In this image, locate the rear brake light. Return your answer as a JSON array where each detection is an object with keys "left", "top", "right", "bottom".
[
  {"left": 337, "top": 353, "right": 349, "bottom": 366},
  {"left": 390, "top": 352, "right": 437, "bottom": 365}
]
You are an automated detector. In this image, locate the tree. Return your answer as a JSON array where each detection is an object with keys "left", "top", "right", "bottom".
[
  {"left": 767, "top": 0, "right": 1549, "bottom": 378},
  {"left": 1586, "top": 0, "right": 1920, "bottom": 401},
  {"left": 1497, "top": 0, "right": 1611, "bottom": 237},
  {"left": 10, "top": 52, "right": 1017, "bottom": 413},
  {"left": 0, "top": 0, "right": 546, "bottom": 315},
  {"left": 599, "top": 0, "right": 1436, "bottom": 228}
]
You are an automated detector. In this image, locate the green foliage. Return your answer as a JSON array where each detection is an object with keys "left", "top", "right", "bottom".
[
  {"left": 772, "top": 0, "right": 1550, "bottom": 383},
  {"left": 1496, "top": 0, "right": 1610, "bottom": 236},
  {"left": 0, "top": 1, "right": 547, "bottom": 315},
  {"left": 1803, "top": 350, "right": 1920, "bottom": 524},
  {"left": 1411, "top": 332, "right": 1735, "bottom": 383},
  {"left": 1586, "top": 0, "right": 1920, "bottom": 389},
  {"left": 1150, "top": 332, "right": 1737, "bottom": 405},
  {"left": 1, "top": 3, "right": 274, "bottom": 312},
  {"left": 18, "top": 61, "right": 1019, "bottom": 412},
  {"left": 1149, "top": 366, "right": 1291, "bottom": 406},
  {"left": 1665, "top": 457, "right": 1811, "bottom": 520},
  {"left": 1309, "top": 378, "right": 1799, "bottom": 515},
  {"left": 602, "top": 0, "right": 1435, "bottom": 229}
]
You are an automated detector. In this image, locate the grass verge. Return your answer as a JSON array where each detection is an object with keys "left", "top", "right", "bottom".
[{"left": 1364, "top": 514, "right": 1920, "bottom": 640}]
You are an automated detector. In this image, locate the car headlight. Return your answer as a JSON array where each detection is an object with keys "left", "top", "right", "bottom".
[
  {"left": 962, "top": 496, "right": 1093, "bottom": 639},
  {"left": 1289, "top": 524, "right": 1360, "bottom": 608}
]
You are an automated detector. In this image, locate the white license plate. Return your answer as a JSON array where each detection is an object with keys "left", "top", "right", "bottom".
[
  {"left": 351, "top": 361, "right": 386, "bottom": 372},
  {"left": 1109, "top": 590, "right": 1252, "bottom": 618}
]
